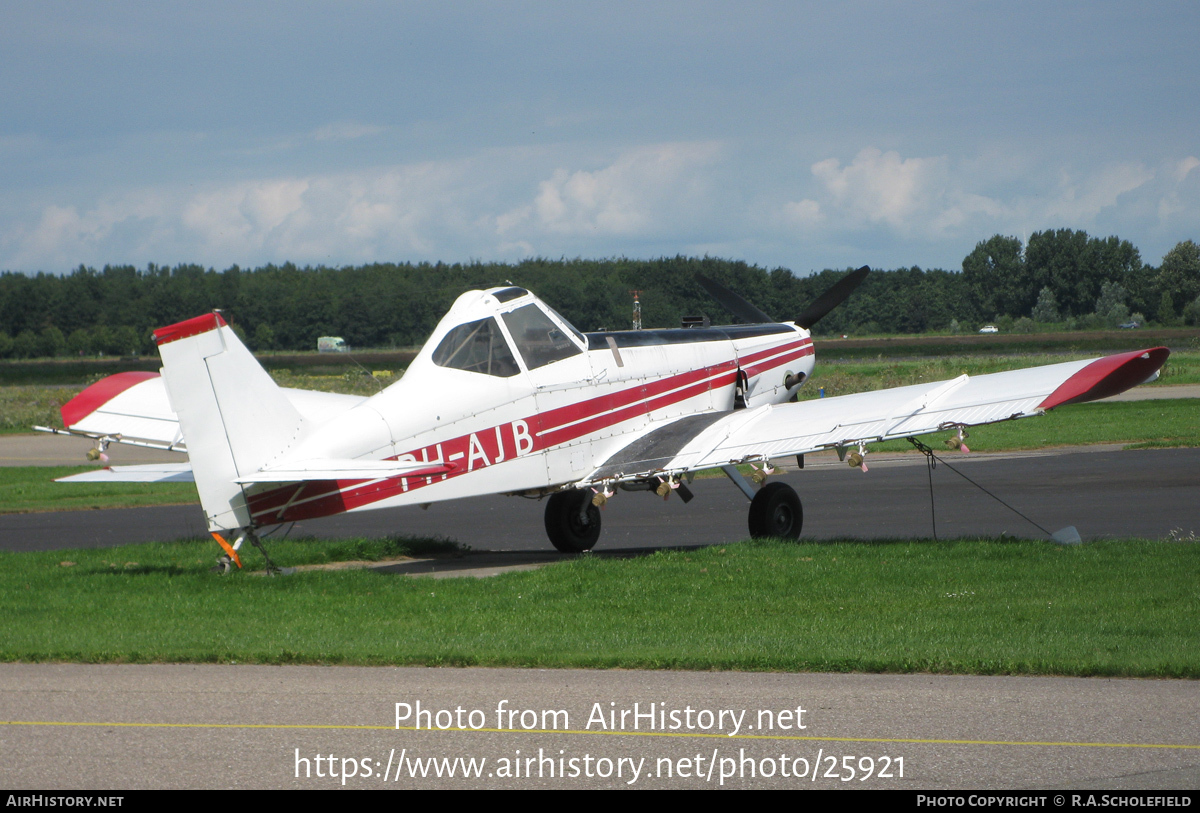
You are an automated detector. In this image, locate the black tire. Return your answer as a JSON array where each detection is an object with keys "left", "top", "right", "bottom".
[
  {"left": 747, "top": 482, "right": 803, "bottom": 539},
  {"left": 544, "top": 490, "right": 602, "bottom": 553}
]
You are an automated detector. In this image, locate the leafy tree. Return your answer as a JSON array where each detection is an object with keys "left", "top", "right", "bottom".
[
  {"left": 1094, "top": 281, "right": 1129, "bottom": 326},
  {"left": 67, "top": 329, "right": 91, "bottom": 356},
  {"left": 1158, "top": 291, "right": 1179, "bottom": 325},
  {"left": 1025, "top": 230, "right": 1142, "bottom": 318},
  {"left": 961, "top": 235, "right": 1025, "bottom": 318},
  {"left": 253, "top": 323, "right": 278, "bottom": 351},
  {"left": 12, "top": 329, "right": 38, "bottom": 359},
  {"left": 38, "top": 326, "right": 67, "bottom": 358},
  {"left": 1156, "top": 240, "right": 1200, "bottom": 318},
  {"left": 1030, "top": 286, "right": 1059, "bottom": 323},
  {"left": 1183, "top": 296, "right": 1200, "bottom": 327}
]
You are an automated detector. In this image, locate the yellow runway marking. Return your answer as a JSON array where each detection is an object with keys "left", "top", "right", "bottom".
[{"left": 3, "top": 720, "right": 1198, "bottom": 750}]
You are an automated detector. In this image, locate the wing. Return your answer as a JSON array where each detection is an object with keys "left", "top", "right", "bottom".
[
  {"left": 37, "top": 371, "right": 368, "bottom": 453},
  {"left": 577, "top": 347, "right": 1169, "bottom": 486},
  {"left": 56, "top": 463, "right": 196, "bottom": 483}
]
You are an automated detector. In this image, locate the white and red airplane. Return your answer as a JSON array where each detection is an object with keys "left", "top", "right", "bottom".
[{"left": 39, "top": 268, "right": 1169, "bottom": 571}]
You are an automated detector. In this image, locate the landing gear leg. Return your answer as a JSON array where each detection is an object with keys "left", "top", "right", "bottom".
[
  {"left": 544, "top": 490, "right": 602, "bottom": 553},
  {"left": 747, "top": 482, "right": 803, "bottom": 540},
  {"left": 247, "top": 531, "right": 281, "bottom": 575},
  {"left": 210, "top": 527, "right": 280, "bottom": 575}
]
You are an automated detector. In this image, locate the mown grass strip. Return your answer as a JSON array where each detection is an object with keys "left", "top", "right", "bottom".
[
  {"left": 802, "top": 350, "right": 1200, "bottom": 399},
  {"left": 871, "top": 398, "right": 1200, "bottom": 453},
  {"left": 0, "top": 466, "right": 199, "bottom": 513},
  {"left": 3, "top": 537, "right": 1196, "bottom": 677}
]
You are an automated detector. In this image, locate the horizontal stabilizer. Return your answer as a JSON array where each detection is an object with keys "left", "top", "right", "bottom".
[
  {"left": 56, "top": 463, "right": 195, "bottom": 483},
  {"left": 53, "top": 370, "right": 367, "bottom": 454},
  {"left": 59, "top": 371, "right": 184, "bottom": 448}
]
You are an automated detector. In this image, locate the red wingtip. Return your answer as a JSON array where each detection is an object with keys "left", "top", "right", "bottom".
[
  {"left": 152, "top": 312, "right": 227, "bottom": 346},
  {"left": 1038, "top": 347, "right": 1170, "bottom": 410},
  {"left": 61, "top": 371, "right": 160, "bottom": 428}
]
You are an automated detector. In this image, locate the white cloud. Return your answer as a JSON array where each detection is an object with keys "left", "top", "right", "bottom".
[
  {"left": 1042, "top": 163, "right": 1154, "bottom": 223},
  {"left": 779, "top": 198, "right": 822, "bottom": 227},
  {"left": 810, "top": 148, "right": 951, "bottom": 230},
  {"left": 505, "top": 142, "right": 722, "bottom": 237},
  {"left": 777, "top": 147, "right": 1176, "bottom": 259},
  {"left": 3, "top": 140, "right": 1197, "bottom": 277},
  {"left": 1156, "top": 156, "right": 1200, "bottom": 222},
  {"left": 1173, "top": 156, "right": 1199, "bottom": 183},
  {"left": 181, "top": 179, "right": 309, "bottom": 252}
]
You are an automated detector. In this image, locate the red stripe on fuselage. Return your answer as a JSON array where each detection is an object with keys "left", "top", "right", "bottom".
[{"left": 246, "top": 335, "right": 812, "bottom": 523}]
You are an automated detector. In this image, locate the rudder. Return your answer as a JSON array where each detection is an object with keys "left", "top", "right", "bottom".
[{"left": 153, "top": 312, "right": 305, "bottom": 531}]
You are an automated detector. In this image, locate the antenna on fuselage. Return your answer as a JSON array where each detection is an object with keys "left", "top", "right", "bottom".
[{"left": 630, "top": 290, "right": 643, "bottom": 330}]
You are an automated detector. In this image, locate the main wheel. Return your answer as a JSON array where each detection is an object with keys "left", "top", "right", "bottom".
[
  {"left": 544, "top": 490, "right": 602, "bottom": 552},
  {"left": 747, "top": 482, "right": 803, "bottom": 539}
]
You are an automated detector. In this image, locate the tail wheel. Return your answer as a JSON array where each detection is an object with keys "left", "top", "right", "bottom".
[
  {"left": 545, "top": 490, "right": 602, "bottom": 553},
  {"left": 748, "top": 482, "right": 803, "bottom": 539}
]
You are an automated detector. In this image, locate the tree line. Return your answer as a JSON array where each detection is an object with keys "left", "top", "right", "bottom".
[{"left": 0, "top": 231, "right": 1197, "bottom": 359}]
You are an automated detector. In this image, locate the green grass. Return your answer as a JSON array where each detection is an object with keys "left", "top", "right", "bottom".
[
  {"left": 0, "top": 466, "right": 198, "bottom": 513},
  {"left": 0, "top": 367, "right": 401, "bottom": 435},
  {"left": 0, "top": 385, "right": 82, "bottom": 434},
  {"left": 2, "top": 537, "right": 1197, "bottom": 676},
  {"left": 871, "top": 399, "right": 1200, "bottom": 454},
  {"left": 802, "top": 350, "right": 1200, "bottom": 399}
]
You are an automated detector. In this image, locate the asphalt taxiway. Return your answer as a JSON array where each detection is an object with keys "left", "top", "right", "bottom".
[{"left": 3, "top": 445, "right": 1198, "bottom": 555}]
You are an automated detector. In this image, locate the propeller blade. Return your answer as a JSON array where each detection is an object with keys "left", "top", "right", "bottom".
[
  {"left": 795, "top": 266, "right": 870, "bottom": 329},
  {"left": 695, "top": 273, "right": 774, "bottom": 324}
]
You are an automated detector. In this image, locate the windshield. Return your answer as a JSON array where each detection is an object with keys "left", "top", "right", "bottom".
[
  {"left": 431, "top": 317, "right": 520, "bottom": 377},
  {"left": 502, "top": 304, "right": 583, "bottom": 370}
]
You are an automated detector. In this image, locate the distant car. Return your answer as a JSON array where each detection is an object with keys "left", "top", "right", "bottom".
[
  {"left": 1119, "top": 321, "right": 1141, "bottom": 329},
  {"left": 978, "top": 325, "right": 999, "bottom": 334}
]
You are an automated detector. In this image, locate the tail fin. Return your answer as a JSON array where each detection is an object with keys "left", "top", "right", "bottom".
[{"left": 153, "top": 313, "right": 305, "bottom": 531}]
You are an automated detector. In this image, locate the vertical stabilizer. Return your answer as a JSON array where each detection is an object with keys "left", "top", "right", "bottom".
[{"left": 153, "top": 313, "right": 305, "bottom": 531}]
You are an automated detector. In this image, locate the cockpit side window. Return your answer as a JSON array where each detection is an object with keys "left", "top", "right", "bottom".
[
  {"left": 502, "top": 304, "right": 583, "bottom": 370},
  {"left": 431, "top": 317, "right": 520, "bottom": 377}
]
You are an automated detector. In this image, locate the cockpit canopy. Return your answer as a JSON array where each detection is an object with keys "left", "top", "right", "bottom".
[{"left": 430, "top": 288, "right": 585, "bottom": 378}]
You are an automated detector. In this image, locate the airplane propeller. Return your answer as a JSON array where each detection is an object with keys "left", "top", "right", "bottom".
[
  {"left": 696, "top": 266, "right": 870, "bottom": 328},
  {"left": 794, "top": 265, "right": 870, "bottom": 329},
  {"left": 694, "top": 273, "right": 774, "bottom": 324}
]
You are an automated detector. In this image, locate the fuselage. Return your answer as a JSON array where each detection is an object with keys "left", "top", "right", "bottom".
[{"left": 245, "top": 287, "right": 815, "bottom": 525}]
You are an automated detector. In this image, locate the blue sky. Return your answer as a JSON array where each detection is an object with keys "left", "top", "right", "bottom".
[{"left": 2, "top": 1, "right": 1197, "bottom": 276}]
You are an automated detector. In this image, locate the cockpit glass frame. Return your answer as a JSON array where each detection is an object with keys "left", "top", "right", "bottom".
[
  {"left": 430, "top": 316, "right": 521, "bottom": 377},
  {"left": 502, "top": 303, "right": 584, "bottom": 370}
]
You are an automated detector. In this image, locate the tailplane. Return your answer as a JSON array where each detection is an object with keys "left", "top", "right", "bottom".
[{"left": 153, "top": 312, "right": 305, "bottom": 531}]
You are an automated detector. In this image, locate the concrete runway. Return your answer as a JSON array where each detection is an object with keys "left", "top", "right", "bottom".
[{"left": 2, "top": 664, "right": 1197, "bottom": 790}]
